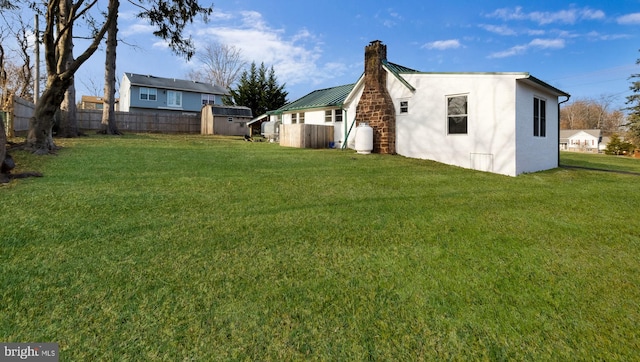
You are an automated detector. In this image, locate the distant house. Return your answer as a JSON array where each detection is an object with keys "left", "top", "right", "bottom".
[
  {"left": 118, "top": 73, "right": 227, "bottom": 115},
  {"left": 559, "top": 129, "right": 601, "bottom": 152},
  {"left": 272, "top": 40, "right": 570, "bottom": 177},
  {"left": 79, "top": 95, "right": 119, "bottom": 111}
]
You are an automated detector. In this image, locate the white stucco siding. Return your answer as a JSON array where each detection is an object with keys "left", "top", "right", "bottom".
[
  {"left": 302, "top": 110, "right": 327, "bottom": 125},
  {"left": 343, "top": 86, "right": 363, "bottom": 148},
  {"left": 514, "top": 81, "right": 560, "bottom": 175},
  {"left": 394, "top": 73, "right": 519, "bottom": 176}
]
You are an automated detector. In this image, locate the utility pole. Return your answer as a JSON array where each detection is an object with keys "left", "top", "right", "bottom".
[{"left": 34, "top": 14, "right": 39, "bottom": 104}]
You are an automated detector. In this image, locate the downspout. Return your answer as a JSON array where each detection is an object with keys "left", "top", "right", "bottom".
[
  {"left": 341, "top": 108, "right": 347, "bottom": 150},
  {"left": 558, "top": 95, "right": 571, "bottom": 167},
  {"left": 343, "top": 111, "right": 358, "bottom": 150}
]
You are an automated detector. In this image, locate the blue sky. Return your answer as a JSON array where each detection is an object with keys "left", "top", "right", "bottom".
[{"left": 70, "top": 0, "right": 640, "bottom": 110}]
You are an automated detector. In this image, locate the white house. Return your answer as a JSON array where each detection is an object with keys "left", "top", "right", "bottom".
[
  {"left": 275, "top": 41, "right": 570, "bottom": 177},
  {"left": 559, "top": 129, "right": 601, "bottom": 152}
]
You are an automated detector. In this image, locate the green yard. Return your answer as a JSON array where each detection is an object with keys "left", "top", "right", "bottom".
[{"left": 1, "top": 134, "right": 639, "bottom": 360}]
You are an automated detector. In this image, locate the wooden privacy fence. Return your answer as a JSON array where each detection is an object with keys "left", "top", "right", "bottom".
[
  {"left": 280, "top": 124, "right": 334, "bottom": 149},
  {"left": 3, "top": 95, "right": 201, "bottom": 134},
  {"left": 77, "top": 110, "right": 201, "bottom": 133},
  {"left": 1, "top": 95, "right": 34, "bottom": 136}
]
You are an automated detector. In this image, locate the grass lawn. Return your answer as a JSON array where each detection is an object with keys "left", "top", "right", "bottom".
[{"left": 1, "top": 134, "right": 639, "bottom": 360}]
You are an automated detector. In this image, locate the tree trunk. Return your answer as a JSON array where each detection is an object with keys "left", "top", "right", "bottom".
[
  {"left": 0, "top": 110, "right": 7, "bottom": 183},
  {"left": 27, "top": 78, "right": 69, "bottom": 154},
  {"left": 101, "top": 0, "right": 121, "bottom": 135},
  {"left": 59, "top": 71, "right": 78, "bottom": 137},
  {"left": 56, "top": 0, "right": 78, "bottom": 138}
]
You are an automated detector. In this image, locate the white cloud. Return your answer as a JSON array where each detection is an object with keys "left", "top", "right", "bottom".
[
  {"left": 617, "top": 13, "right": 640, "bottom": 25},
  {"left": 191, "top": 10, "right": 343, "bottom": 87},
  {"left": 488, "top": 6, "right": 605, "bottom": 25},
  {"left": 586, "top": 31, "right": 630, "bottom": 41},
  {"left": 121, "top": 23, "right": 156, "bottom": 37},
  {"left": 488, "top": 38, "right": 565, "bottom": 58},
  {"left": 422, "top": 39, "right": 462, "bottom": 50},
  {"left": 529, "top": 38, "right": 565, "bottom": 49},
  {"left": 480, "top": 24, "right": 517, "bottom": 36},
  {"left": 489, "top": 45, "right": 528, "bottom": 58},
  {"left": 376, "top": 8, "right": 403, "bottom": 28}
]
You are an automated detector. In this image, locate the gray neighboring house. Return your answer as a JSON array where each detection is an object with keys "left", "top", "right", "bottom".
[{"left": 119, "top": 73, "right": 228, "bottom": 115}]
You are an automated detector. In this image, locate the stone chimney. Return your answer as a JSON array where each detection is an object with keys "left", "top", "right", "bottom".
[{"left": 355, "top": 40, "right": 396, "bottom": 154}]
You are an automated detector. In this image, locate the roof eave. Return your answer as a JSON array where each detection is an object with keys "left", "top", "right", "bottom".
[{"left": 522, "top": 74, "right": 570, "bottom": 98}]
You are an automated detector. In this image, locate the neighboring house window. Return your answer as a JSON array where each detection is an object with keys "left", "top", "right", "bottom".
[
  {"left": 202, "top": 94, "right": 216, "bottom": 105},
  {"left": 140, "top": 87, "right": 157, "bottom": 101},
  {"left": 335, "top": 109, "right": 343, "bottom": 122},
  {"left": 228, "top": 117, "right": 233, "bottom": 122},
  {"left": 534, "top": 97, "right": 546, "bottom": 137},
  {"left": 167, "top": 91, "right": 182, "bottom": 108},
  {"left": 291, "top": 113, "right": 297, "bottom": 124},
  {"left": 400, "top": 101, "right": 409, "bottom": 113},
  {"left": 325, "top": 110, "right": 332, "bottom": 123},
  {"left": 447, "top": 95, "right": 468, "bottom": 134},
  {"left": 299, "top": 113, "right": 305, "bottom": 124}
]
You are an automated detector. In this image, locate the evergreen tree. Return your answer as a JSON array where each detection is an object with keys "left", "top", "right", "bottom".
[
  {"left": 227, "top": 62, "right": 287, "bottom": 117},
  {"left": 626, "top": 50, "right": 640, "bottom": 146},
  {"left": 604, "top": 134, "right": 634, "bottom": 155},
  {"left": 264, "top": 66, "right": 288, "bottom": 115}
]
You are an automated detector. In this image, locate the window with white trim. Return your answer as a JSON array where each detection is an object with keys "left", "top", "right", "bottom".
[
  {"left": 299, "top": 112, "right": 305, "bottom": 124},
  {"left": 140, "top": 87, "right": 157, "bottom": 101},
  {"left": 202, "top": 94, "right": 216, "bottom": 105},
  {"left": 533, "top": 97, "right": 546, "bottom": 137},
  {"left": 400, "top": 100, "right": 409, "bottom": 113},
  {"left": 325, "top": 110, "right": 332, "bottom": 123},
  {"left": 167, "top": 91, "right": 182, "bottom": 107},
  {"left": 291, "top": 113, "right": 297, "bottom": 124},
  {"left": 335, "top": 109, "right": 343, "bottom": 122},
  {"left": 447, "top": 95, "right": 468, "bottom": 134}
]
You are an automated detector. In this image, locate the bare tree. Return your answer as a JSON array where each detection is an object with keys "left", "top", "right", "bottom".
[
  {"left": 79, "top": 76, "right": 104, "bottom": 97},
  {"left": 100, "top": 0, "right": 120, "bottom": 135},
  {"left": 26, "top": 0, "right": 116, "bottom": 154},
  {"left": 560, "top": 96, "right": 626, "bottom": 136},
  {"left": 1, "top": 34, "right": 7, "bottom": 182},
  {"left": 1, "top": 1, "right": 17, "bottom": 181},
  {"left": 12, "top": 17, "right": 34, "bottom": 101},
  {"left": 57, "top": 0, "right": 78, "bottom": 138},
  {"left": 186, "top": 42, "right": 246, "bottom": 89},
  {"left": 26, "top": 0, "right": 212, "bottom": 154}
]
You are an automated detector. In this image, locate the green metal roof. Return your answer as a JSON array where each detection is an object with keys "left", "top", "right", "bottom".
[
  {"left": 275, "top": 83, "right": 355, "bottom": 113},
  {"left": 382, "top": 60, "right": 418, "bottom": 92},
  {"left": 383, "top": 61, "right": 420, "bottom": 74}
]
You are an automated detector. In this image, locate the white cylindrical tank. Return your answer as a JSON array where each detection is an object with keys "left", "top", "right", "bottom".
[{"left": 355, "top": 123, "right": 373, "bottom": 154}]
